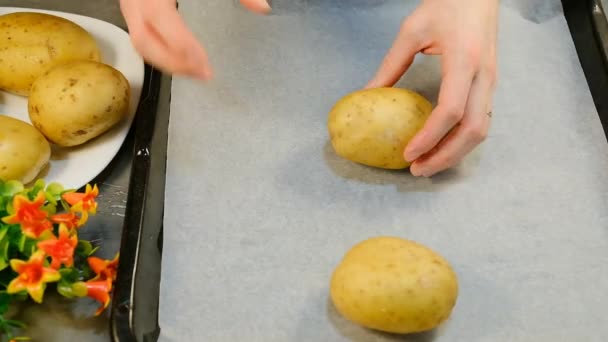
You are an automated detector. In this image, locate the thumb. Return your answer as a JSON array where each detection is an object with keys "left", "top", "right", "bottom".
[{"left": 240, "top": 0, "right": 271, "bottom": 14}]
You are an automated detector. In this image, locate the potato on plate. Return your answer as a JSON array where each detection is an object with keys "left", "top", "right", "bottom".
[
  {"left": 328, "top": 87, "right": 432, "bottom": 169},
  {"left": 330, "top": 236, "right": 459, "bottom": 334},
  {"left": 0, "top": 12, "right": 101, "bottom": 96},
  {"left": 28, "top": 60, "right": 131, "bottom": 147},
  {"left": 0, "top": 114, "right": 51, "bottom": 184}
]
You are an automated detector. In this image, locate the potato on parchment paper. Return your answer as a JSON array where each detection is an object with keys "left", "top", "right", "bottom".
[
  {"left": 330, "top": 236, "right": 459, "bottom": 334},
  {"left": 328, "top": 87, "right": 432, "bottom": 170}
]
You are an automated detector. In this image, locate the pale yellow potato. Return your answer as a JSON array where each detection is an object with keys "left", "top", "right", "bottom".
[
  {"left": 0, "top": 12, "right": 101, "bottom": 96},
  {"left": 328, "top": 87, "right": 432, "bottom": 169},
  {"left": 330, "top": 236, "right": 459, "bottom": 334},
  {"left": 0, "top": 114, "right": 51, "bottom": 184},
  {"left": 28, "top": 60, "right": 130, "bottom": 147}
]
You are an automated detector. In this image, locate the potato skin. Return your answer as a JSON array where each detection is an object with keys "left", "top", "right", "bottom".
[
  {"left": 0, "top": 12, "right": 101, "bottom": 96},
  {"left": 328, "top": 87, "right": 432, "bottom": 169},
  {"left": 28, "top": 60, "right": 130, "bottom": 147},
  {"left": 330, "top": 237, "right": 459, "bottom": 334},
  {"left": 0, "top": 114, "right": 51, "bottom": 184}
]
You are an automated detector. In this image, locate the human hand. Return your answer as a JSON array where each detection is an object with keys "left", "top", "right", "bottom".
[
  {"left": 366, "top": 0, "right": 499, "bottom": 177},
  {"left": 119, "top": 0, "right": 271, "bottom": 79}
]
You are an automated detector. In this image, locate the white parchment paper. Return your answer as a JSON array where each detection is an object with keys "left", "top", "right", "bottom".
[{"left": 159, "top": 0, "right": 608, "bottom": 341}]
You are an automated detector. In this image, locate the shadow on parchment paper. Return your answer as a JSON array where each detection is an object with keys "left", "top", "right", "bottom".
[
  {"left": 500, "top": 0, "right": 563, "bottom": 23},
  {"left": 322, "top": 265, "right": 514, "bottom": 342},
  {"left": 326, "top": 296, "right": 440, "bottom": 342},
  {"left": 322, "top": 141, "right": 471, "bottom": 192},
  {"left": 266, "top": 0, "right": 391, "bottom": 14}
]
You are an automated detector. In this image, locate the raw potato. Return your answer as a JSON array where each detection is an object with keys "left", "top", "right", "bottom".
[
  {"left": 0, "top": 115, "right": 51, "bottom": 184},
  {"left": 28, "top": 60, "right": 131, "bottom": 147},
  {"left": 328, "top": 87, "right": 432, "bottom": 169},
  {"left": 0, "top": 12, "right": 101, "bottom": 96},
  {"left": 330, "top": 236, "right": 458, "bottom": 334}
]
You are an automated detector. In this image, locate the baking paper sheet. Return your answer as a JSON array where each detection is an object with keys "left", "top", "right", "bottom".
[{"left": 160, "top": 0, "right": 608, "bottom": 340}]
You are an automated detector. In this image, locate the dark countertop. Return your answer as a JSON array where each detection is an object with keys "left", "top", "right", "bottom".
[{"left": 0, "top": 1, "right": 143, "bottom": 341}]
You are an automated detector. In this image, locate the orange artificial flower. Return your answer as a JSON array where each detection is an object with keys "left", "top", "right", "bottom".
[
  {"left": 88, "top": 253, "right": 119, "bottom": 283},
  {"left": 62, "top": 184, "right": 99, "bottom": 214},
  {"left": 50, "top": 212, "right": 82, "bottom": 230},
  {"left": 1, "top": 191, "right": 52, "bottom": 239},
  {"left": 85, "top": 279, "right": 112, "bottom": 316},
  {"left": 62, "top": 184, "right": 99, "bottom": 225},
  {"left": 6, "top": 250, "right": 61, "bottom": 303},
  {"left": 37, "top": 224, "right": 78, "bottom": 269},
  {"left": 83, "top": 253, "right": 119, "bottom": 315}
]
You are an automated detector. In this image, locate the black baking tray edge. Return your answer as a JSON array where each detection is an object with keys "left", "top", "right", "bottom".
[
  {"left": 110, "top": 64, "right": 170, "bottom": 342},
  {"left": 563, "top": 0, "right": 608, "bottom": 133},
  {"left": 108, "top": 1, "right": 608, "bottom": 341}
]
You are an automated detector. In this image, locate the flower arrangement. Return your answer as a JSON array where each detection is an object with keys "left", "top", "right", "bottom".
[{"left": 0, "top": 179, "right": 119, "bottom": 341}]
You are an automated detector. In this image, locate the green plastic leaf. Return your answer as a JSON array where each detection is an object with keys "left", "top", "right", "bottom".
[
  {"left": 57, "top": 282, "right": 76, "bottom": 298},
  {"left": 0, "top": 291, "right": 10, "bottom": 314},
  {"left": 75, "top": 240, "right": 93, "bottom": 257},
  {"left": 41, "top": 202, "right": 57, "bottom": 217},
  {"left": 0, "top": 226, "right": 8, "bottom": 242},
  {"left": 4, "top": 319, "right": 26, "bottom": 329},
  {"left": 0, "top": 236, "right": 9, "bottom": 271},
  {"left": 28, "top": 179, "right": 46, "bottom": 198},
  {"left": 0, "top": 180, "right": 24, "bottom": 198},
  {"left": 57, "top": 280, "right": 86, "bottom": 298},
  {"left": 46, "top": 183, "right": 64, "bottom": 196},
  {"left": 0, "top": 268, "right": 16, "bottom": 288},
  {"left": 59, "top": 267, "right": 80, "bottom": 283},
  {"left": 11, "top": 292, "right": 27, "bottom": 302},
  {"left": 44, "top": 183, "right": 65, "bottom": 206},
  {"left": 18, "top": 238, "right": 37, "bottom": 258},
  {"left": 17, "top": 235, "right": 26, "bottom": 254}
]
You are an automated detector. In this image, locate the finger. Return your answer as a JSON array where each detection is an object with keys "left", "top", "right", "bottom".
[
  {"left": 403, "top": 54, "right": 475, "bottom": 162},
  {"left": 122, "top": 0, "right": 212, "bottom": 79},
  {"left": 365, "top": 19, "right": 425, "bottom": 89},
  {"left": 409, "top": 71, "right": 492, "bottom": 177},
  {"left": 240, "top": 0, "right": 272, "bottom": 14},
  {"left": 153, "top": 2, "right": 213, "bottom": 78}
]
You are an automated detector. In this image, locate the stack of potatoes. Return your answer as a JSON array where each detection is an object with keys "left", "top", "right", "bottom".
[{"left": 0, "top": 12, "right": 131, "bottom": 184}]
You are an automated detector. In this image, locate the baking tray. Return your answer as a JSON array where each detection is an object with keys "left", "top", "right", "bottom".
[
  {"left": 110, "top": 65, "right": 170, "bottom": 342},
  {"left": 109, "top": 1, "right": 608, "bottom": 341},
  {"left": 563, "top": 0, "right": 608, "bottom": 130}
]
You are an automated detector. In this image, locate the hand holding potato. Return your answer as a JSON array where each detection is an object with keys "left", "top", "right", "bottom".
[
  {"left": 328, "top": 87, "right": 432, "bottom": 170},
  {"left": 367, "top": 0, "right": 499, "bottom": 177},
  {"left": 119, "top": 0, "right": 498, "bottom": 177}
]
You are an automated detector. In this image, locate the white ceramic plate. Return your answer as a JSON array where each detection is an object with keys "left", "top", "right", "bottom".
[{"left": 0, "top": 7, "right": 144, "bottom": 190}]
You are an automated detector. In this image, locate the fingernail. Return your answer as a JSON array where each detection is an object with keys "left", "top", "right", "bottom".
[{"left": 410, "top": 165, "right": 422, "bottom": 177}]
